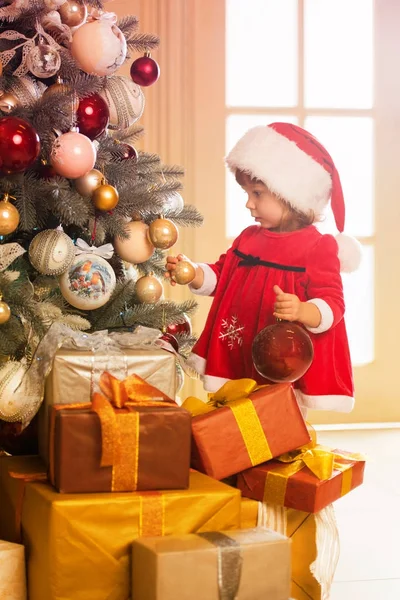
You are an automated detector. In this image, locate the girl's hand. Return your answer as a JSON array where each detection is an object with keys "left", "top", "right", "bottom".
[
  {"left": 273, "top": 285, "right": 322, "bottom": 328},
  {"left": 165, "top": 254, "right": 191, "bottom": 286},
  {"left": 273, "top": 285, "right": 303, "bottom": 322}
]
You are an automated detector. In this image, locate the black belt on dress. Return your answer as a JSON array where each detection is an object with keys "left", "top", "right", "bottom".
[{"left": 233, "top": 248, "right": 306, "bottom": 273}]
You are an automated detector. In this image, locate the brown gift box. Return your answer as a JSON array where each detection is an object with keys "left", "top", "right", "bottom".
[
  {"left": 237, "top": 450, "right": 365, "bottom": 513},
  {"left": 188, "top": 382, "right": 311, "bottom": 480},
  {"left": 132, "top": 527, "right": 291, "bottom": 600},
  {"left": 49, "top": 396, "right": 191, "bottom": 494},
  {"left": 39, "top": 343, "right": 176, "bottom": 462}
]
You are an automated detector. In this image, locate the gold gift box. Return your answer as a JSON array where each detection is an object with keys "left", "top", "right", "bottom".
[
  {"left": 0, "top": 457, "right": 241, "bottom": 600},
  {"left": 132, "top": 528, "right": 291, "bottom": 600},
  {"left": 239, "top": 499, "right": 323, "bottom": 600},
  {"left": 39, "top": 345, "right": 176, "bottom": 461}
]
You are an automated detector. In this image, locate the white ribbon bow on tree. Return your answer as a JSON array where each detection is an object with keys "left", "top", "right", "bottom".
[{"left": 75, "top": 238, "right": 114, "bottom": 260}]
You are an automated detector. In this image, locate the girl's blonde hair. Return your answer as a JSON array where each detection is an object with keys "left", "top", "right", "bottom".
[{"left": 235, "top": 169, "right": 317, "bottom": 232}]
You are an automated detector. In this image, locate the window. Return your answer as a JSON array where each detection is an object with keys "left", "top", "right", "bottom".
[{"left": 225, "top": 0, "right": 374, "bottom": 366}]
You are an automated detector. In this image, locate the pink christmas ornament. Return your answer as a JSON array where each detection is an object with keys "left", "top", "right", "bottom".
[
  {"left": 50, "top": 131, "right": 96, "bottom": 179},
  {"left": 71, "top": 17, "right": 127, "bottom": 76}
]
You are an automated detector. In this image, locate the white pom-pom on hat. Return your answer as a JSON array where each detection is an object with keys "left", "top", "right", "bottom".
[
  {"left": 336, "top": 233, "right": 363, "bottom": 274},
  {"left": 226, "top": 122, "right": 362, "bottom": 273}
]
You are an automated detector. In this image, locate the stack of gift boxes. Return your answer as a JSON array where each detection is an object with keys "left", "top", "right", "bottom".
[{"left": 0, "top": 338, "right": 365, "bottom": 600}]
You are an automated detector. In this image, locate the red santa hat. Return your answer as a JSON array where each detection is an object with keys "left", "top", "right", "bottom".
[{"left": 225, "top": 122, "right": 362, "bottom": 273}]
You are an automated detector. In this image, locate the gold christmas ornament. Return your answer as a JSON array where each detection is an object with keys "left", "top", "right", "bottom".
[
  {"left": 172, "top": 260, "right": 196, "bottom": 285},
  {"left": 58, "top": 0, "right": 88, "bottom": 27},
  {"left": 74, "top": 168, "right": 103, "bottom": 197},
  {"left": 0, "top": 294, "right": 11, "bottom": 325},
  {"left": 0, "top": 194, "right": 20, "bottom": 236},
  {"left": 0, "top": 92, "right": 19, "bottom": 114},
  {"left": 43, "top": 77, "right": 79, "bottom": 112},
  {"left": 29, "top": 229, "right": 75, "bottom": 276},
  {"left": 114, "top": 221, "right": 155, "bottom": 264},
  {"left": 148, "top": 218, "right": 179, "bottom": 250},
  {"left": 135, "top": 274, "right": 163, "bottom": 304},
  {"left": 92, "top": 182, "right": 119, "bottom": 211}
]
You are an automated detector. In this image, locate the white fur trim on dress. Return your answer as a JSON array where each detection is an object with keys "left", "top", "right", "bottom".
[
  {"left": 295, "top": 389, "right": 355, "bottom": 413},
  {"left": 188, "top": 263, "right": 217, "bottom": 296},
  {"left": 225, "top": 126, "right": 332, "bottom": 217},
  {"left": 186, "top": 352, "right": 206, "bottom": 375},
  {"left": 186, "top": 354, "right": 231, "bottom": 392},
  {"left": 305, "top": 299, "right": 334, "bottom": 334}
]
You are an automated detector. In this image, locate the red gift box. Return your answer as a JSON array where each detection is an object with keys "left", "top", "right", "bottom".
[
  {"left": 183, "top": 380, "right": 311, "bottom": 481},
  {"left": 237, "top": 447, "right": 365, "bottom": 513}
]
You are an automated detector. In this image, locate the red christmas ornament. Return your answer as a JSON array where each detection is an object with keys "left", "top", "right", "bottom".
[
  {"left": 166, "top": 314, "right": 192, "bottom": 337},
  {"left": 160, "top": 332, "right": 179, "bottom": 352},
  {"left": 252, "top": 321, "right": 314, "bottom": 383},
  {"left": 130, "top": 53, "right": 160, "bottom": 87},
  {"left": 76, "top": 94, "right": 110, "bottom": 140},
  {"left": 0, "top": 415, "right": 38, "bottom": 456},
  {"left": 0, "top": 116, "right": 40, "bottom": 174},
  {"left": 115, "top": 142, "right": 138, "bottom": 161}
]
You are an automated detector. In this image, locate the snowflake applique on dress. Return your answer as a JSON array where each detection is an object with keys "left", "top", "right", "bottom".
[{"left": 218, "top": 315, "right": 244, "bottom": 349}]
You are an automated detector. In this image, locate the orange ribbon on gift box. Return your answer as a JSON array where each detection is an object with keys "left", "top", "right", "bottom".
[
  {"left": 183, "top": 379, "right": 274, "bottom": 467},
  {"left": 263, "top": 434, "right": 365, "bottom": 506},
  {"left": 49, "top": 372, "right": 176, "bottom": 492}
]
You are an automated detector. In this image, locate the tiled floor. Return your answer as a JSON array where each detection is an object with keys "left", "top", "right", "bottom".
[{"left": 315, "top": 427, "right": 400, "bottom": 600}]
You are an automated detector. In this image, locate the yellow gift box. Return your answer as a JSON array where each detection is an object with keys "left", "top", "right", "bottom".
[
  {"left": 239, "top": 499, "right": 335, "bottom": 600},
  {"left": 0, "top": 456, "right": 241, "bottom": 600}
]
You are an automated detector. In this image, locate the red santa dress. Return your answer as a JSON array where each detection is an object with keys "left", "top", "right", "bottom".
[{"left": 187, "top": 224, "right": 354, "bottom": 413}]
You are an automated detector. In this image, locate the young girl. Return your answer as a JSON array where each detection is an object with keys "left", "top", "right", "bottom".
[{"left": 166, "top": 123, "right": 361, "bottom": 413}]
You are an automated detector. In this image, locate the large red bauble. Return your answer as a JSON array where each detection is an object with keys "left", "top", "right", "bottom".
[
  {"left": 76, "top": 94, "right": 110, "bottom": 140},
  {"left": 0, "top": 415, "right": 38, "bottom": 456},
  {"left": 252, "top": 321, "right": 314, "bottom": 383},
  {"left": 130, "top": 55, "right": 160, "bottom": 87},
  {"left": 0, "top": 116, "right": 40, "bottom": 174},
  {"left": 166, "top": 314, "right": 192, "bottom": 337}
]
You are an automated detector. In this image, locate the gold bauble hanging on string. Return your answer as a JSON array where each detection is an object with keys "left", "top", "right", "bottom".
[
  {"left": 0, "top": 194, "right": 20, "bottom": 236},
  {"left": 172, "top": 260, "right": 196, "bottom": 285},
  {"left": 135, "top": 274, "right": 163, "bottom": 304},
  {"left": 0, "top": 92, "right": 19, "bottom": 114},
  {"left": 74, "top": 168, "right": 103, "bottom": 197},
  {"left": 58, "top": 0, "right": 88, "bottom": 27},
  {"left": 92, "top": 182, "right": 119, "bottom": 211},
  {"left": 0, "top": 295, "right": 11, "bottom": 325},
  {"left": 114, "top": 221, "right": 155, "bottom": 264},
  {"left": 43, "top": 77, "right": 79, "bottom": 112},
  {"left": 148, "top": 218, "right": 178, "bottom": 250}
]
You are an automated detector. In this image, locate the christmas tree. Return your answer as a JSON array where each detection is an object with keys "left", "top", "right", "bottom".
[{"left": 0, "top": 0, "right": 202, "bottom": 438}]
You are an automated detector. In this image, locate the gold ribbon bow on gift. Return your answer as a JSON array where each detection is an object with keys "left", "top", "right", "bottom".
[
  {"left": 49, "top": 372, "right": 175, "bottom": 492},
  {"left": 263, "top": 433, "right": 365, "bottom": 505},
  {"left": 183, "top": 379, "right": 274, "bottom": 466}
]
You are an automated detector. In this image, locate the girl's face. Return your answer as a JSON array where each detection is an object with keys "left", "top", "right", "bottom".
[{"left": 241, "top": 179, "right": 284, "bottom": 229}]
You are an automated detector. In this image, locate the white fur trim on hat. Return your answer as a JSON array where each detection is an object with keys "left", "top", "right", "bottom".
[
  {"left": 226, "top": 125, "right": 332, "bottom": 217},
  {"left": 188, "top": 263, "right": 217, "bottom": 296},
  {"left": 336, "top": 233, "right": 363, "bottom": 273}
]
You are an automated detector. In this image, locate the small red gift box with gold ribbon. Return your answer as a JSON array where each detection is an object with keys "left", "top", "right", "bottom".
[
  {"left": 182, "top": 379, "right": 311, "bottom": 481},
  {"left": 49, "top": 372, "right": 191, "bottom": 494},
  {"left": 237, "top": 437, "right": 365, "bottom": 513}
]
